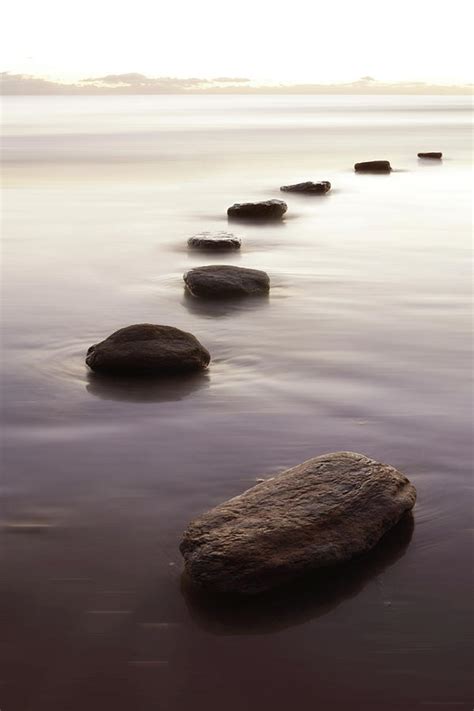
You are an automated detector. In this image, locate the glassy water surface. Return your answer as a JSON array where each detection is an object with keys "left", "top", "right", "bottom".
[{"left": 1, "top": 95, "right": 472, "bottom": 710}]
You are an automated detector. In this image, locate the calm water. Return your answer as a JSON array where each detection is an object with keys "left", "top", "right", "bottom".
[{"left": 1, "top": 95, "right": 472, "bottom": 710}]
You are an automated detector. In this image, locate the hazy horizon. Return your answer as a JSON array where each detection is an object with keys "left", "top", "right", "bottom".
[{"left": 1, "top": 72, "right": 472, "bottom": 95}]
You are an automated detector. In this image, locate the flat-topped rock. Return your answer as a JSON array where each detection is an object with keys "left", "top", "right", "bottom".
[
  {"left": 418, "top": 152, "right": 442, "bottom": 159},
  {"left": 227, "top": 199, "right": 287, "bottom": 220},
  {"left": 180, "top": 451, "right": 416, "bottom": 594},
  {"left": 86, "top": 324, "right": 210, "bottom": 375},
  {"left": 280, "top": 181, "right": 331, "bottom": 194},
  {"left": 188, "top": 232, "right": 242, "bottom": 250},
  {"left": 184, "top": 265, "right": 270, "bottom": 299},
  {"left": 354, "top": 160, "right": 392, "bottom": 173}
]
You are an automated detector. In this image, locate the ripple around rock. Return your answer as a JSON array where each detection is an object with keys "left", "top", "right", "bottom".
[
  {"left": 85, "top": 324, "right": 210, "bottom": 375},
  {"left": 180, "top": 451, "right": 417, "bottom": 595},
  {"left": 418, "top": 152, "right": 442, "bottom": 159},
  {"left": 183, "top": 265, "right": 270, "bottom": 299},
  {"left": 354, "top": 160, "right": 392, "bottom": 173},
  {"left": 280, "top": 181, "right": 331, "bottom": 194},
  {"left": 227, "top": 199, "right": 287, "bottom": 220},
  {"left": 188, "top": 232, "right": 242, "bottom": 250}
]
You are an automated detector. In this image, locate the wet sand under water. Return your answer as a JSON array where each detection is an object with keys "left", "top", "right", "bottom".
[{"left": 1, "top": 95, "right": 473, "bottom": 710}]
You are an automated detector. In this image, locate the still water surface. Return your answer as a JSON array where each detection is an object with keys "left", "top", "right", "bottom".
[{"left": 1, "top": 95, "right": 472, "bottom": 710}]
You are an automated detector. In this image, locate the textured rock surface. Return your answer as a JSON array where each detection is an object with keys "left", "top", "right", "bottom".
[
  {"left": 280, "top": 181, "right": 331, "bottom": 194},
  {"left": 354, "top": 160, "right": 392, "bottom": 173},
  {"left": 86, "top": 324, "right": 210, "bottom": 375},
  {"left": 418, "top": 152, "right": 442, "bottom": 159},
  {"left": 184, "top": 265, "right": 270, "bottom": 299},
  {"left": 180, "top": 451, "right": 416, "bottom": 594},
  {"left": 188, "top": 232, "right": 242, "bottom": 250},
  {"left": 227, "top": 199, "right": 287, "bottom": 220}
]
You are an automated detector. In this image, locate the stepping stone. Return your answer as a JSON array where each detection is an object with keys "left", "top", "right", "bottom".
[
  {"left": 86, "top": 324, "right": 210, "bottom": 375},
  {"left": 188, "top": 232, "right": 241, "bottom": 250},
  {"left": 180, "top": 451, "right": 416, "bottom": 594},
  {"left": 354, "top": 160, "right": 391, "bottom": 173},
  {"left": 184, "top": 265, "right": 270, "bottom": 299},
  {"left": 280, "top": 181, "right": 331, "bottom": 194},
  {"left": 418, "top": 152, "right": 442, "bottom": 159},
  {"left": 227, "top": 199, "right": 287, "bottom": 220}
]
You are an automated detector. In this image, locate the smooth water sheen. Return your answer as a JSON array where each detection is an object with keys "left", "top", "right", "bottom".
[{"left": 1, "top": 95, "right": 472, "bottom": 711}]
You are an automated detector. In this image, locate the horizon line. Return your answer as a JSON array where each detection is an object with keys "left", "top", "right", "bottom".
[{"left": 1, "top": 72, "right": 473, "bottom": 96}]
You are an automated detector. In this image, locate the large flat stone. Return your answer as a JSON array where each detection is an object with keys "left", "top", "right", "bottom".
[{"left": 180, "top": 451, "right": 416, "bottom": 594}]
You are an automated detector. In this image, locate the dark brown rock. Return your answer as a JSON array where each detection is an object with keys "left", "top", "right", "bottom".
[
  {"left": 184, "top": 265, "right": 270, "bottom": 299},
  {"left": 354, "top": 160, "right": 391, "bottom": 173},
  {"left": 227, "top": 199, "right": 287, "bottom": 220},
  {"left": 280, "top": 181, "right": 331, "bottom": 194},
  {"left": 188, "top": 232, "right": 241, "bottom": 250},
  {"left": 180, "top": 451, "right": 416, "bottom": 594},
  {"left": 86, "top": 324, "right": 210, "bottom": 375},
  {"left": 418, "top": 152, "right": 442, "bottom": 159}
]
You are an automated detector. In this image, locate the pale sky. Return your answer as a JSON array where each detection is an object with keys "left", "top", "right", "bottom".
[{"left": 1, "top": 0, "right": 472, "bottom": 85}]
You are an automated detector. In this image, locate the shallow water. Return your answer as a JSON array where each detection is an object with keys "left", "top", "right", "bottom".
[{"left": 1, "top": 95, "right": 472, "bottom": 710}]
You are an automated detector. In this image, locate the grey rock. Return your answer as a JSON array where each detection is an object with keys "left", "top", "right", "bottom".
[
  {"left": 418, "top": 152, "right": 442, "bottom": 159},
  {"left": 280, "top": 181, "right": 331, "bottom": 194},
  {"left": 86, "top": 323, "right": 210, "bottom": 375},
  {"left": 227, "top": 199, "right": 287, "bottom": 220},
  {"left": 180, "top": 451, "right": 416, "bottom": 594},
  {"left": 188, "top": 232, "right": 242, "bottom": 250},
  {"left": 184, "top": 265, "right": 270, "bottom": 299},
  {"left": 354, "top": 160, "right": 392, "bottom": 173}
]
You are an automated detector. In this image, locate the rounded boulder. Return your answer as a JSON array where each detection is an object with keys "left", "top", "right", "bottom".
[{"left": 86, "top": 324, "right": 210, "bottom": 375}]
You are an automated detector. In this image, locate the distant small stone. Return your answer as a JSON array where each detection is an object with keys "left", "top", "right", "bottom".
[
  {"left": 184, "top": 265, "right": 270, "bottom": 299},
  {"left": 280, "top": 181, "right": 331, "bottom": 194},
  {"left": 354, "top": 160, "right": 391, "bottom": 173},
  {"left": 418, "top": 152, "right": 442, "bottom": 159},
  {"left": 180, "top": 451, "right": 417, "bottom": 594},
  {"left": 227, "top": 199, "right": 287, "bottom": 220},
  {"left": 86, "top": 324, "right": 210, "bottom": 375},
  {"left": 188, "top": 232, "right": 241, "bottom": 250}
]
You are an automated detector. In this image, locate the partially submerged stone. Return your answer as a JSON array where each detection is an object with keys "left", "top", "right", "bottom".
[
  {"left": 280, "top": 181, "right": 331, "bottom": 194},
  {"left": 354, "top": 160, "right": 392, "bottom": 173},
  {"left": 188, "top": 232, "right": 242, "bottom": 250},
  {"left": 418, "top": 152, "right": 442, "bottom": 159},
  {"left": 184, "top": 265, "right": 270, "bottom": 299},
  {"left": 180, "top": 451, "right": 416, "bottom": 594},
  {"left": 86, "top": 324, "right": 210, "bottom": 375},
  {"left": 227, "top": 199, "right": 287, "bottom": 220}
]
